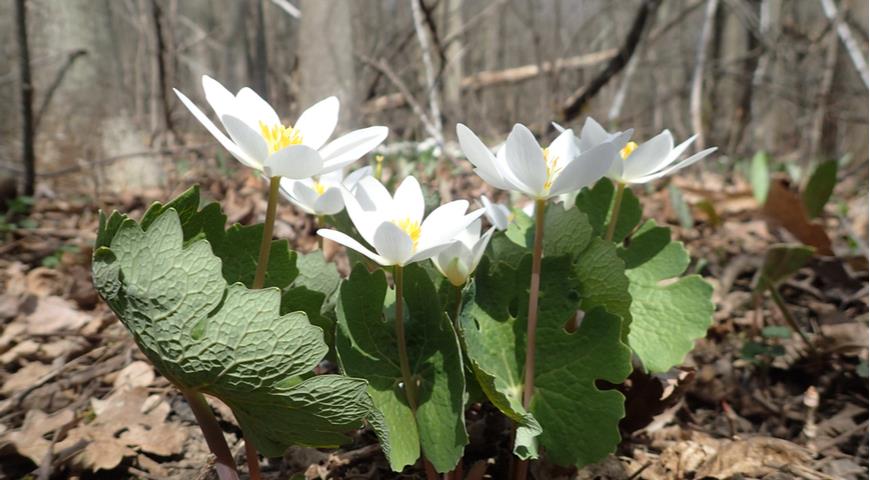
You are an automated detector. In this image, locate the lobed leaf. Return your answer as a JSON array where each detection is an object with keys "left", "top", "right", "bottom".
[
  {"left": 335, "top": 264, "right": 468, "bottom": 473},
  {"left": 93, "top": 186, "right": 374, "bottom": 457}
]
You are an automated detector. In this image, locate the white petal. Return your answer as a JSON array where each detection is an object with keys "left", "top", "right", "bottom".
[
  {"left": 641, "top": 135, "right": 696, "bottom": 178},
  {"left": 235, "top": 87, "right": 280, "bottom": 128},
  {"left": 548, "top": 141, "right": 616, "bottom": 196},
  {"left": 622, "top": 130, "right": 674, "bottom": 181},
  {"left": 578, "top": 117, "right": 610, "bottom": 152},
  {"left": 264, "top": 145, "right": 323, "bottom": 179},
  {"left": 405, "top": 241, "right": 455, "bottom": 265},
  {"left": 279, "top": 179, "right": 314, "bottom": 214},
  {"left": 295, "top": 96, "right": 339, "bottom": 150},
  {"left": 606, "top": 129, "right": 634, "bottom": 179},
  {"left": 373, "top": 222, "right": 414, "bottom": 266},
  {"left": 221, "top": 114, "right": 269, "bottom": 165},
  {"left": 481, "top": 195, "right": 510, "bottom": 230},
  {"left": 291, "top": 180, "right": 319, "bottom": 209},
  {"left": 343, "top": 166, "right": 373, "bottom": 189},
  {"left": 456, "top": 124, "right": 511, "bottom": 189},
  {"left": 319, "top": 167, "right": 346, "bottom": 185},
  {"left": 317, "top": 229, "right": 389, "bottom": 266},
  {"left": 418, "top": 200, "right": 470, "bottom": 249},
  {"left": 313, "top": 187, "right": 345, "bottom": 215},
  {"left": 342, "top": 187, "right": 381, "bottom": 245},
  {"left": 505, "top": 124, "right": 547, "bottom": 196},
  {"left": 547, "top": 128, "right": 580, "bottom": 172},
  {"left": 469, "top": 226, "right": 495, "bottom": 272},
  {"left": 354, "top": 176, "right": 394, "bottom": 212},
  {"left": 319, "top": 127, "right": 388, "bottom": 173},
  {"left": 455, "top": 219, "right": 482, "bottom": 249},
  {"left": 629, "top": 147, "right": 716, "bottom": 184},
  {"left": 393, "top": 176, "right": 425, "bottom": 224},
  {"left": 201, "top": 75, "right": 237, "bottom": 120},
  {"left": 174, "top": 89, "right": 260, "bottom": 170}
]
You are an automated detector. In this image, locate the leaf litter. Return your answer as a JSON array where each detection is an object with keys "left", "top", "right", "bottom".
[{"left": 0, "top": 165, "right": 866, "bottom": 479}]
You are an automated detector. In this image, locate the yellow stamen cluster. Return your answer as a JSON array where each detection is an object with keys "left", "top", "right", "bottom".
[
  {"left": 258, "top": 121, "right": 303, "bottom": 154},
  {"left": 542, "top": 147, "right": 562, "bottom": 192},
  {"left": 620, "top": 141, "right": 638, "bottom": 160},
  {"left": 313, "top": 181, "right": 326, "bottom": 196},
  {"left": 393, "top": 218, "right": 422, "bottom": 249}
]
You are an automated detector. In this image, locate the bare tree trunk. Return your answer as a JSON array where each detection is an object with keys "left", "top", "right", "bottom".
[
  {"left": 809, "top": 3, "right": 842, "bottom": 162},
  {"left": 441, "top": 0, "right": 463, "bottom": 125},
  {"left": 253, "top": 0, "right": 269, "bottom": 98},
  {"left": 411, "top": 0, "right": 444, "bottom": 146},
  {"left": 150, "top": 0, "right": 176, "bottom": 145},
  {"left": 14, "top": 0, "right": 35, "bottom": 196},
  {"left": 298, "top": 0, "right": 357, "bottom": 127},
  {"left": 690, "top": 0, "right": 719, "bottom": 149},
  {"left": 726, "top": 0, "right": 761, "bottom": 155}
]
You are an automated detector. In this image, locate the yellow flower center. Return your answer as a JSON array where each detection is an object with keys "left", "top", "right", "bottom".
[
  {"left": 620, "top": 141, "right": 638, "bottom": 160},
  {"left": 258, "top": 121, "right": 304, "bottom": 154},
  {"left": 393, "top": 217, "right": 421, "bottom": 249},
  {"left": 542, "top": 147, "right": 562, "bottom": 192},
  {"left": 313, "top": 181, "right": 326, "bottom": 196}
]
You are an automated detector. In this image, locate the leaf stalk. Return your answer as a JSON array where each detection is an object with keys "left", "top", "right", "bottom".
[
  {"left": 605, "top": 181, "right": 626, "bottom": 242},
  {"left": 181, "top": 390, "right": 240, "bottom": 480},
  {"left": 515, "top": 198, "right": 547, "bottom": 480}
]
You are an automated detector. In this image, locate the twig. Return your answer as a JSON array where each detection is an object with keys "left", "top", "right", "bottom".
[
  {"left": 269, "top": 0, "right": 301, "bottom": 18},
  {"left": 819, "top": 0, "right": 869, "bottom": 89},
  {"left": 33, "top": 49, "right": 87, "bottom": 131},
  {"left": 816, "top": 419, "right": 869, "bottom": 452},
  {"left": 560, "top": 0, "right": 661, "bottom": 122},
  {"left": 356, "top": 54, "right": 445, "bottom": 145}
]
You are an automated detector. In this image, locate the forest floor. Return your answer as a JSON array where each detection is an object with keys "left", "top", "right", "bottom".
[{"left": 0, "top": 158, "right": 867, "bottom": 479}]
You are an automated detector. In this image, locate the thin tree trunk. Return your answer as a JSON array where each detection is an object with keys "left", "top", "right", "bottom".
[
  {"left": 690, "top": 0, "right": 719, "bottom": 149},
  {"left": 411, "top": 0, "right": 444, "bottom": 146},
  {"left": 15, "top": 0, "right": 35, "bottom": 196},
  {"left": 150, "top": 0, "right": 176, "bottom": 144},
  {"left": 809, "top": 4, "right": 842, "bottom": 162},
  {"left": 560, "top": 0, "right": 661, "bottom": 123},
  {"left": 254, "top": 0, "right": 269, "bottom": 98}
]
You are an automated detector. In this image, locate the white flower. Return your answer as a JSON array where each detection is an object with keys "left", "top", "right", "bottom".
[
  {"left": 457, "top": 123, "right": 619, "bottom": 200},
  {"left": 318, "top": 176, "right": 484, "bottom": 266},
  {"left": 174, "top": 75, "right": 388, "bottom": 179},
  {"left": 432, "top": 220, "right": 494, "bottom": 286},
  {"left": 578, "top": 117, "right": 716, "bottom": 184},
  {"left": 279, "top": 166, "right": 372, "bottom": 216},
  {"left": 481, "top": 195, "right": 511, "bottom": 231}
]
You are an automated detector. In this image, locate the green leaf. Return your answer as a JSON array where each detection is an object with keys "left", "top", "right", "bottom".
[
  {"left": 335, "top": 264, "right": 468, "bottom": 473},
  {"left": 93, "top": 187, "right": 375, "bottom": 457},
  {"left": 620, "top": 220, "right": 714, "bottom": 373},
  {"left": 462, "top": 207, "right": 632, "bottom": 466},
  {"left": 575, "top": 178, "right": 642, "bottom": 242},
  {"left": 462, "top": 253, "right": 631, "bottom": 466},
  {"left": 751, "top": 151, "right": 770, "bottom": 204},
  {"left": 802, "top": 159, "right": 837, "bottom": 219},
  {"left": 762, "top": 325, "right": 792, "bottom": 339},
  {"left": 753, "top": 243, "right": 815, "bottom": 291}
]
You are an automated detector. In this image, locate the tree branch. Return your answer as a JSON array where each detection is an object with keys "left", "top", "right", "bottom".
[{"left": 560, "top": 0, "right": 661, "bottom": 123}]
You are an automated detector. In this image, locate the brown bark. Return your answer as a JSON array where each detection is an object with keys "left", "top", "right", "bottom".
[{"left": 14, "top": 0, "right": 35, "bottom": 196}]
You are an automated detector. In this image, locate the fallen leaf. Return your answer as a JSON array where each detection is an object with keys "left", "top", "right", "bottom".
[
  {"left": 2, "top": 362, "right": 52, "bottom": 395},
  {"left": 1, "top": 408, "right": 75, "bottom": 464},
  {"left": 112, "top": 361, "right": 155, "bottom": 391},
  {"left": 695, "top": 436, "right": 812, "bottom": 478},
  {"left": 25, "top": 296, "right": 92, "bottom": 335},
  {"left": 762, "top": 178, "right": 834, "bottom": 256}
]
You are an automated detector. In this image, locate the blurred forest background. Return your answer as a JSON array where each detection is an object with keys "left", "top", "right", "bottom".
[{"left": 1, "top": 0, "right": 868, "bottom": 198}]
